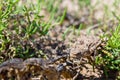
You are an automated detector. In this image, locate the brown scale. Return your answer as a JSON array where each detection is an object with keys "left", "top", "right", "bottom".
[{"left": 69, "top": 34, "right": 102, "bottom": 64}]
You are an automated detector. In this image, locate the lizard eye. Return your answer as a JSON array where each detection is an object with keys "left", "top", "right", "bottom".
[{"left": 56, "top": 64, "right": 65, "bottom": 72}]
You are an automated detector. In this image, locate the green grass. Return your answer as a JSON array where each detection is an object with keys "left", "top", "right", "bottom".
[
  {"left": 0, "top": 1, "right": 120, "bottom": 79},
  {"left": 0, "top": 0, "right": 66, "bottom": 63},
  {"left": 104, "top": 25, "right": 120, "bottom": 70},
  {"left": 95, "top": 24, "right": 120, "bottom": 79}
]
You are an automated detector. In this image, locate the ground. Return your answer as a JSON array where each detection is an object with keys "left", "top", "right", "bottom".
[{"left": 0, "top": 0, "right": 120, "bottom": 80}]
